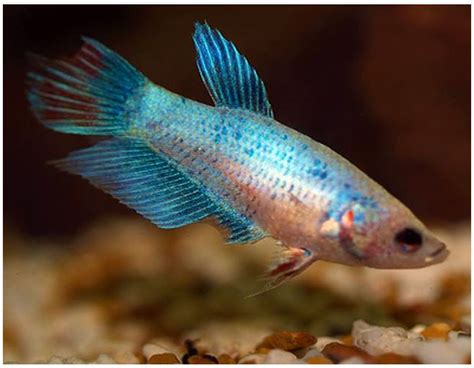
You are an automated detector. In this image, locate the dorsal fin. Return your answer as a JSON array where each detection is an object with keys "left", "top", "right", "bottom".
[{"left": 193, "top": 22, "right": 274, "bottom": 118}]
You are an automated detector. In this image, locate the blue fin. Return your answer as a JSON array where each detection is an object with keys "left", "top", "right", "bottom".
[
  {"left": 193, "top": 22, "right": 274, "bottom": 118},
  {"left": 212, "top": 208, "right": 266, "bottom": 244},
  {"left": 27, "top": 37, "right": 146, "bottom": 135},
  {"left": 53, "top": 138, "right": 266, "bottom": 244}
]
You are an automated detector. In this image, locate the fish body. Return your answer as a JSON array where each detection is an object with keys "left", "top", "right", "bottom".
[{"left": 28, "top": 23, "right": 449, "bottom": 293}]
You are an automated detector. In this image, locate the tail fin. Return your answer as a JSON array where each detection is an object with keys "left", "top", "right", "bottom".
[{"left": 27, "top": 37, "right": 146, "bottom": 136}]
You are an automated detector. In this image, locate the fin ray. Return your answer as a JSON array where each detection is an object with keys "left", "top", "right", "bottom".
[
  {"left": 193, "top": 22, "right": 274, "bottom": 117},
  {"left": 27, "top": 37, "right": 146, "bottom": 135},
  {"left": 247, "top": 247, "right": 317, "bottom": 297},
  {"left": 54, "top": 137, "right": 266, "bottom": 243}
]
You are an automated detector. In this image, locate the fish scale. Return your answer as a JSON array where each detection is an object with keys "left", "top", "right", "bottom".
[{"left": 28, "top": 22, "right": 449, "bottom": 295}]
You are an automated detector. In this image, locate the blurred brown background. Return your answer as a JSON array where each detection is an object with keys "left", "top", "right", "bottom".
[{"left": 4, "top": 5, "right": 470, "bottom": 237}]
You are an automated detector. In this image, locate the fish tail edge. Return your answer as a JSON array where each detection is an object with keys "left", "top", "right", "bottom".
[{"left": 27, "top": 37, "right": 147, "bottom": 136}]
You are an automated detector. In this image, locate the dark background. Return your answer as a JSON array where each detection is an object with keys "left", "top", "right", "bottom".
[{"left": 4, "top": 5, "right": 470, "bottom": 237}]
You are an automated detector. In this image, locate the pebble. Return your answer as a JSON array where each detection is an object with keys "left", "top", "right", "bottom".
[
  {"left": 257, "top": 331, "right": 317, "bottom": 351},
  {"left": 5, "top": 223, "right": 470, "bottom": 364},
  {"left": 413, "top": 335, "right": 471, "bottom": 364},
  {"left": 112, "top": 351, "right": 140, "bottom": 364},
  {"left": 326, "top": 346, "right": 420, "bottom": 364},
  {"left": 142, "top": 339, "right": 183, "bottom": 360},
  {"left": 338, "top": 356, "right": 365, "bottom": 364},
  {"left": 301, "top": 347, "right": 324, "bottom": 360},
  {"left": 238, "top": 353, "right": 267, "bottom": 364},
  {"left": 339, "top": 335, "right": 353, "bottom": 345},
  {"left": 47, "top": 355, "right": 66, "bottom": 364},
  {"left": 263, "top": 349, "right": 299, "bottom": 364},
  {"left": 410, "top": 324, "right": 427, "bottom": 334},
  {"left": 352, "top": 319, "right": 423, "bottom": 356},
  {"left": 448, "top": 330, "right": 470, "bottom": 340},
  {"left": 255, "top": 346, "right": 271, "bottom": 354},
  {"left": 291, "top": 347, "right": 312, "bottom": 358},
  {"left": 147, "top": 353, "right": 180, "bottom": 364},
  {"left": 371, "top": 353, "right": 419, "bottom": 364},
  {"left": 185, "top": 322, "right": 270, "bottom": 359},
  {"left": 314, "top": 337, "right": 340, "bottom": 352},
  {"left": 63, "top": 356, "right": 86, "bottom": 364},
  {"left": 94, "top": 353, "right": 116, "bottom": 363},
  {"left": 306, "top": 356, "right": 333, "bottom": 364},
  {"left": 322, "top": 342, "right": 373, "bottom": 363},
  {"left": 460, "top": 315, "right": 471, "bottom": 334},
  {"left": 217, "top": 354, "right": 236, "bottom": 364},
  {"left": 421, "top": 322, "right": 451, "bottom": 340},
  {"left": 187, "top": 355, "right": 218, "bottom": 364}
]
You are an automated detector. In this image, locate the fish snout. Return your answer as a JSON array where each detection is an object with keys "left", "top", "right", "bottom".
[{"left": 424, "top": 241, "right": 449, "bottom": 264}]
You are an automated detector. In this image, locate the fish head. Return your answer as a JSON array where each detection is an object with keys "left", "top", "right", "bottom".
[
  {"left": 372, "top": 204, "right": 449, "bottom": 269},
  {"left": 336, "top": 199, "right": 450, "bottom": 269}
]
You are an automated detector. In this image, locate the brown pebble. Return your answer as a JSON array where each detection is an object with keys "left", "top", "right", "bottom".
[
  {"left": 147, "top": 353, "right": 180, "bottom": 364},
  {"left": 255, "top": 346, "right": 271, "bottom": 354},
  {"left": 339, "top": 335, "right": 353, "bottom": 345},
  {"left": 322, "top": 348, "right": 419, "bottom": 364},
  {"left": 188, "top": 355, "right": 218, "bottom": 364},
  {"left": 257, "top": 331, "right": 317, "bottom": 351},
  {"left": 134, "top": 351, "right": 147, "bottom": 364},
  {"left": 322, "top": 342, "right": 373, "bottom": 363},
  {"left": 113, "top": 351, "right": 140, "bottom": 364},
  {"left": 421, "top": 322, "right": 451, "bottom": 340},
  {"left": 217, "top": 354, "right": 236, "bottom": 364},
  {"left": 306, "top": 356, "right": 333, "bottom": 364},
  {"left": 373, "top": 353, "right": 420, "bottom": 364},
  {"left": 291, "top": 347, "right": 311, "bottom": 359}
]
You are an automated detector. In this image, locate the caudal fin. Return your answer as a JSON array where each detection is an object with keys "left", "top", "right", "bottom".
[{"left": 27, "top": 37, "right": 146, "bottom": 136}]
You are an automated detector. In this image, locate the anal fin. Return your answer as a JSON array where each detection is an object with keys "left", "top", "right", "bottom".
[
  {"left": 52, "top": 137, "right": 266, "bottom": 244},
  {"left": 247, "top": 246, "right": 317, "bottom": 297}
]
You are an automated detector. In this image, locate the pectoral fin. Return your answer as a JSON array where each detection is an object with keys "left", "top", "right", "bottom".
[{"left": 247, "top": 246, "right": 317, "bottom": 297}]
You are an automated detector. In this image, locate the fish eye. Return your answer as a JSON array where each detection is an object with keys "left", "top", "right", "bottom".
[{"left": 394, "top": 228, "right": 423, "bottom": 253}]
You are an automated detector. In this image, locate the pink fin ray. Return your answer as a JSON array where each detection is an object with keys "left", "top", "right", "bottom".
[{"left": 246, "top": 246, "right": 317, "bottom": 297}]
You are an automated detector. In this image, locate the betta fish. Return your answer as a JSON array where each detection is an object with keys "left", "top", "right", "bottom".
[{"left": 27, "top": 22, "right": 449, "bottom": 294}]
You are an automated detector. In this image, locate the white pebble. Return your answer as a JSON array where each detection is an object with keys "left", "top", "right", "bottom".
[
  {"left": 301, "top": 348, "right": 323, "bottom": 360},
  {"left": 63, "top": 356, "right": 85, "bottom": 364},
  {"left": 263, "top": 349, "right": 299, "bottom": 364},
  {"left": 314, "top": 337, "right": 340, "bottom": 351},
  {"left": 339, "top": 356, "right": 365, "bottom": 364},
  {"left": 238, "top": 353, "right": 267, "bottom": 364},
  {"left": 94, "top": 353, "right": 116, "bottom": 364},
  {"left": 142, "top": 339, "right": 182, "bottom": 360},
  {"left": 413, "top": 336, "right": 471, "bottom": 364},
  {"left": 47, "top": 355, "right": 66, "bottom": 364},
  {"left": 352, "top": 319, "right": 423, "bottom": 356},
  {"left": 112, "top": 351, "right": 140, "bottom": 364},
  {"left": 410, "top": 324, "right": 427, "bottom": 334}
]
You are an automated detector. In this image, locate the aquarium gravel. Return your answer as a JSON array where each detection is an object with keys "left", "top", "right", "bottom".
[{"left": 3, "top": 219, "right": 470, "bottom": 363}]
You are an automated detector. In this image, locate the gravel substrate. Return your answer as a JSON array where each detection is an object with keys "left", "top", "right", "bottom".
[{"left": 4, "top": 219, "right": 470, "bottom": 363}]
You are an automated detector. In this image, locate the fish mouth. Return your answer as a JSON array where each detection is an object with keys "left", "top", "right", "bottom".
[{"left": 424, "top": 243, "right": 449, "bottom": 264}]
